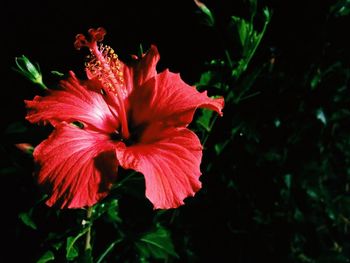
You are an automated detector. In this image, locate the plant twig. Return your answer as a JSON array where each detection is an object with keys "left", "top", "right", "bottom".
[{"left": 85, "top": 206, "right": 93, "bottom": 252}]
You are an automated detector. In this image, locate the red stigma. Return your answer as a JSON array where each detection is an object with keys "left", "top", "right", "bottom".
[
  {"left": 88, "top": 27, "right": 106, "bottom": 42},
  {"left": 74, "top": 27, "right": 107, "bottom": 50}
]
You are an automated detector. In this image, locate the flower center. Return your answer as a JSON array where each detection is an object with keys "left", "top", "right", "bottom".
[
  {"left": 74, "top": 27, "right": 130, "bottom": 139},
  {"left": 110, "top": 121, "right": 148, "bottom": 146}
]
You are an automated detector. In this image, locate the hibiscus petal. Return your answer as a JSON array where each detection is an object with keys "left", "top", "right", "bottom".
[
  {"left": 34, "top": 123, "right": 118, "bottom": 208},
  {"left": 116, "top": 127, "right": 202, "bottom": 209},
  {"left": 123, "top": 45, "right": 160, "bottom": 95},
  {"left": 128, "top": 69, "right": 224, "bottom": 127},
  {"left": 25, "top": 71, "right": 119, "bottom": 133}
]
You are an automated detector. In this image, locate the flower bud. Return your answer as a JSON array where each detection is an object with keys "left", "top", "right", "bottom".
[
  {"left": 194, "top": 0, "right": 215, "bottom": 26},
  {"left": 15, "top": 55, "right": 48, "bottom": 89},
  {"left": 15, "top": 143, "right": 34, "bottom": 155}
]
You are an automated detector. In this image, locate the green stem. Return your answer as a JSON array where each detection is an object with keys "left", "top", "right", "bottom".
[
  {"left": 113, "top": 171, "right": 136, "bottom": 189},
  {"left": 224, "top": 50, "right": 233, "bottom": 69},
  {"left": 96, "top": 238, "right": 123, "bottom": 263},
  {"left": 38, "top": 82, "right": 48, "bottom": 90},
  {"left": 202, "top": 114, "right": 219, "bottom": 148},
  {"left": 85, "top": 207, "right": 93, "bottom": 252},
  {"left": 237, "top": 91, "right": 261, "bottom": 102}
]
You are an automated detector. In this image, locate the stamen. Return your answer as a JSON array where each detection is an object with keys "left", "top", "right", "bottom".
[
  {"left": 85, "top": 44, "right": 125, "bottom": 96},
  {"left": 75, "top": 28, "right": 130, "bottom": 139}
]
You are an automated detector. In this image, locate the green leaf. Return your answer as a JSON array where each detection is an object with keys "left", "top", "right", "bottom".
[
  {"left": 136, "top": 225, "right": 179, "bottom": 260},
  {"left": 106, "top": 199, "right": 122, "bottom": 223},
  {"left": 92, "top": 198, "right": 122, "bottom": 224},
  {"left": 65, "top": 227, "right": 89, "bottom": 261},
  {"left": 36, "top": 251, "right": 55, "bottom": 263},
  {"left": 316, "top": 108, "right": 327, "bottom": 125},
  {"left": 197, "top": 109, "right": 214, "bottom": 132},
  {"left": 294, "top": 208, "right": 304, "bottom": 222},
  {"left": 66, "top": 237, "right": 79, "bottom": 261},
  {"left": 197, "top": 71, "right": 213, "bottom": 86},
  {"left": 215, "top": 142, "right": 228, "bottom": 155},
  {"left": 330, "top": 0, "right": 350, "bottom": 17},
  {"left": 81, "top": 248, "right": 93, "bottom": 263},
  {"left": 307, "top": 189, "right": 319, "bottom": 201},
  {"left": 284, "top": 174, "right": 292, "bottom": 189},
  {"left": 310, "top": 70, "right": 321, "bottom": 89},
  {"left": 326, "top": 207, "right": 336, "bottom": 221},
  {"left": 231, "top": 16, "right": 250, "bottom": 47},
  {"left": 19, "top": 212, "right": 37, "bottom": 230},
  {"left": 230, "top": 8, "right": 271, "bottom": 79},
  {"left": 52, "top": 241, "right": 63, "bottom": 251}
]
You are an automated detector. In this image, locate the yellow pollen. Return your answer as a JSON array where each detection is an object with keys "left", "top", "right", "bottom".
[{"left": 85, "top": 44, "right": 124, "bottom": 94}]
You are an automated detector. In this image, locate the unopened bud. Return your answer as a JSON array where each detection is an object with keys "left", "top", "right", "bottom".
[
  {"left": 194, "top": 0, "right": 215, "bottom": 26},
  {"left": 14, "top": 55, "right": 48, "bottom": 90},
  {"left": 15, "top": 143, "right": 34, "bottom": 155}
]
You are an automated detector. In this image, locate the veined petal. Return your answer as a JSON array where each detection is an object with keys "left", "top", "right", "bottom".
[
  {"left": 128, "top": 70, "right": 224, "bottom": 127},
  {"left": 25, "top": 71, "right": 119, "bottom": 133},
  {"left": 123, "top": 45, "right": 160, "bottom": 96},
  {"left": 116, "top": 127, "right": 202, "bottom": 209},
  {"left": 34, "top": 123, "right": 118, "bottom": 208}
]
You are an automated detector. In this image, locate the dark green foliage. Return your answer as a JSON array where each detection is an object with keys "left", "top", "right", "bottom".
[
  {"left": 189, "top": 1, "right": 350, "bottom": 262},
  {"left": 37, "top": 251, "right": 54, "bottom": 263},
  {"left": 135, "top": 224, "right": 179, "bottom": 261}
]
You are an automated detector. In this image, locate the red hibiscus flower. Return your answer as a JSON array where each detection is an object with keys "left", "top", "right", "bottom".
[{"left": 25, "top": 27, "right": 224, "bottom": 209}]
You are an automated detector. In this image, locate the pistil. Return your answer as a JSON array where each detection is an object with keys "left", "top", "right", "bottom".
[{"left": 74, "top": 28, "right": 130, "bottom": 139}]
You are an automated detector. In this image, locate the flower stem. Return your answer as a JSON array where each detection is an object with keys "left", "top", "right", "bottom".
[
  {"left": 38, "top": 82, "right": 48, "bottom": 90},
  {"left": 85, "top": 206, "right": 93, "bottom": 252}
]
